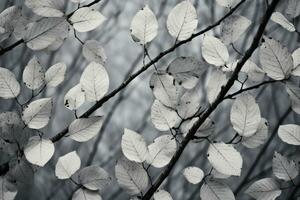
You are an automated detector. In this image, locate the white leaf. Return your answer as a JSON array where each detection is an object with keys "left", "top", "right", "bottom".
[
  {"left": 121, "top": 128, "right": 148, "bottom": 163},
  {"left": 80, "top": 62, "right": 109, "bottom": 102},
  {"left": 146, "top": 135, "right": 177, "bottom": 168},
  {"left": 115, "top": 157, "right": 148, "bottom": 195},
  {"left": 202, "top": 36, "right": 229, "bottom": 67},
  {"left": 55, "top": 151, "right": 81, "bottom": 179},
  {"left": 24, "top": 17, "right": 69, "bottom": 50},
  {"left": 130, "top": 5, "right": 158, "bottom": 45},
  {"left": 23, "top": 56, "right": 45, "bottom": 90},
  {"left": 272, "top": 152, "right": 299, "bottom": 181},
  {"left": 271, "top": 12, "right": 295, "bottom": 32},
  {"left": 25, "top": 0, "right": 64, "bottom": 17},
  {"left": 45, "top": 62, "right": 66, "bottom": 87},
  {"left": 292, "top": 47, "right": 300, "bottom": 76},
  {"left": 67, "top": 117, "right": 103, "bottom": 142},
  {"left": 0, "top": 177, "right": 17, "bottom": 200},
  {"left": 177, "top": 87, "right": 201, "bottom": 119},
  {"left": 200, "top": 179, "right": 235, "bottom": 200},
  {"left": 216, "top": 0, "right": 240, "bottom": 8},
  {"left": 78, "top": 165, "right": 111, "bottom": 191},
  {"left": 286, "top": 0, "right": 300, "bottom": 18},
  {"left": 151, "top": 100, "right": 181, "bottom": 131},
  {"left": 230, "top": 94, "right": 261, "bottom": 137},
  {"left": 207, "top": 142, "right": 243, "bottom": 176},
  {"left": 82, "top": 40, "right": 107, "bottom": 65},
  {"left": 286, "top": 83, "right": 300, "bottom": 114},
  {"left": 154, "top": 190, "right": 173, "bottom": 200},
  {"left": 22, "top": 98, "right": 52, "bottom": 129},
  {"left": 242, "top": 118, "right": 269, "bottom": 148},
  {"left": 183, "top": 166, "right": 204, "bottom": 184},
  {"left": 166, "top": 1, "right": 198, "bottom": 41},
  {"left": 150, "top": 72, "right": 182, "bottom": 108},
  {"left": 72, "top": 188, "right": 102, "bottom": 200},
  {"left": 211, "top": 169, "right": 231, "bottom": 179},
  {"left": 0, "top": 6, "right": 21, "bottom": 42},
  {"left": 64, "top": 84, "right": 85, "bottom": 110},
  {"left": 24, "top": 136, "right": 54, "bottom": 167},
  {"left": 278, "top": 124, "right": 300, "bottom": 145},
  {"left": 167, "top": 57, "right": 205, "bottom": 89},
  {"left": 70, "top": 7, "right": 106, "bottom": 32},
  {"left": 221, "top": 14, "right": 251, "bottom": 44},
  {"left": 245, "top": 178, "right": 281, "bottom": 200},
  {"left": 260, "top": 37, "right": 293, "bottom": 80},
  {"left": 207, "top": 70, "right": 228, "bottom": 104},
  {"left": 0, "top": 67, "right": 20, "bottom": 99}
]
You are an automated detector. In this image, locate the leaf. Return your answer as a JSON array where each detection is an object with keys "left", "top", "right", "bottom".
[
  {"left": 216, "top": 0, "right": 240, "bottom": 8},
  {"left": 242, "top": 118, "right": 269, "bottom": 148},
  {"left": 146, "top": 135, "right": 177, "bottom": 168},
  {"left": 82, "top": 40, "right": 107, "bottom": 65},
  {"left": 130, "top": 5, "right": 158, "bottom": 45},
  {"left": 206, "top": 69, "right": 228, "bottom": 104},
  {"left": 211, "top": 169, "right": 231, "bottom": 179},
  {"left": 166, "top": 57, "right": 205, "bottom": 89},
  {"left": 24, "top": 136, "right": 55, "bottom": 167},
  {"left": 230, "top": 94, "right": 261, "bottom": 137},
  {"left": 245, "top": 178, "right": 281, "bottom": 200},
  {"left": 202, "top": 36, "right": 229, "bottom": 67},
  {"left": 260, "top": 37, "right": 293, "bottom": 80},
  {"left": 67, "top": 117, "right": 103, "bottom": 142},
  {"left": 121, "top": 128, "right": 148, "bottom": 163},
  {"left": 271, "top": 12, "right": 295, "bottom": 32},
  {"left": 22, "top": 98, "right": 52, "bottom": 129},
  {"left": 221, "top": 14, "right": 251, "bottom": 44},
  {"left": 272, "top": 152, "right": 299, "bottom": 181},
  {"left": 286, "top": 0, "right": 300, "bottom": 18},
  {"left": 0, "top": 6, "right": 21, "bottom": 42},
  {"left": 286, "top": 83, "right": 300, "bottom": 114},
  {"left": 154, "top": 190, "right": 173, "bottom": 200},
  {"left": 80, "top": 62, "right": 109, "bottom": 102},
  {"left": 292, "top": 47, "right": 300, "bottom": 76},
  {"left": 278, "top": 124, "right": 300, "bottom": 145},
  {"left": 78, "top": 165, "right": 111, "bottom": 191},
  {"left": 55, "top": 151, "right": 81, "bottom": 179},
  {"left": 24, "top": 17, "right": 69, "bottom": 50},
  {"left": 207, "top": 142, "right": 243, "bottom": 176},
  {"left": 151, "top": 100, "right": 181, "bottom": 131},
  {"left": 115, "top": 157, "right": 148, "bottom": 195},
  {"left": 23, "top": 56, "right": 45, "bottom": 90},
  {"left": 150, "top": 72, "right": 182, "bottom": 108},
  {"left": 176, "top": 87, "right": 201, "bottom": 119},
  {"left": 45, "top": 62, "right": 66, "bottom": 87},
  {"left": 64, "top": 84, "right": 85, "bottom": 110},
  {"left": 25, "top": 0, "right": 64, "bottom": 17},
  {"left": 70, "top": 7, "right": 106, "bottom": 32},
  {"left": 0, "top": 177, "right": 18, "bottom": 200},
  {"left": 200, "top": 179, "right": 235, "bottom": 200},
  {"left": 72, "top": 188, "right": 102, "bottom": 200},
  {"left": 166, "top": 0, "right": 198, "bottom": 41},
  {"left": 183, "top": 166, "right": 204, "bottom": 184},
  {"left": 0, "top": 67, "right": 20, "bottom": 99}
]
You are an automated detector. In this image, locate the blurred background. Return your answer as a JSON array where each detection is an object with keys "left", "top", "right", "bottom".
[{"left": 0, "top": 0, "right": 299, "bottom": 199}]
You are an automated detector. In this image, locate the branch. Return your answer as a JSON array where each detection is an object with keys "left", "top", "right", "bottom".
[
  {"left": 224, "top": 79, "right": 281, "bottom": 100},
  {"left": 50, "top": 0, "right": 248, "bottom": 143},
  {"left": 142, "top": 0, "right": 281, "bottom": 198}
]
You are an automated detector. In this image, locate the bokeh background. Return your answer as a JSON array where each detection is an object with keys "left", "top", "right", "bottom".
[{"left": 0, "top": 0, "right": 299, "bottom": 199}]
